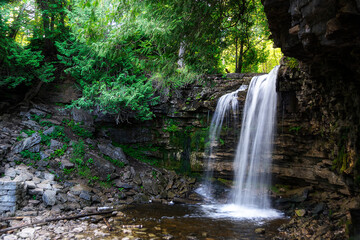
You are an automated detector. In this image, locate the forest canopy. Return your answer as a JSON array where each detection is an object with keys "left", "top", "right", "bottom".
[{"left": 0, "top": 0, "right": 282, "bottom": 121}]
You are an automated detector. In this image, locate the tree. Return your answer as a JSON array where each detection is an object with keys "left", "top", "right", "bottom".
[{"left": 220, "top": 0, "right": 273, "bottom": 73}]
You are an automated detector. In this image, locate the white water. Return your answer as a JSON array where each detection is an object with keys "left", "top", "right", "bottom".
[
  {"left": 203, "top": 85, "right": 248, "bottom": 199},
  {"left": 199, "top": 66, "right": 282, "bottom": 219}
]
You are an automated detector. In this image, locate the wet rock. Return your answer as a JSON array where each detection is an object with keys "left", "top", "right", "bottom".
[
  {"left": 42, "top": 190, "right": 57, "bottom": 206},
  {"left": 98, "top": 143, "right": 128, "bottom": 165}
]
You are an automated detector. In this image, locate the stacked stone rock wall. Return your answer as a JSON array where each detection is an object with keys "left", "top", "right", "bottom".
[{"left": 0, "top": 180, "right": 25, "bottom": 214}]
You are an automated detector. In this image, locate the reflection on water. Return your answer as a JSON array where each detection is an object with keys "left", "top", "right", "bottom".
[{"left": 110, "top": 203, "right": 287, "bottom": 240}]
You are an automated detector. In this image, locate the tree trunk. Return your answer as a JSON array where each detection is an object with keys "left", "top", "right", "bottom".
[
  {"left": 236, "top": 40, "right": 244, "bottom": 73},
  {"left": 9, "top": 4, "right": 26, "bottom": 39}
]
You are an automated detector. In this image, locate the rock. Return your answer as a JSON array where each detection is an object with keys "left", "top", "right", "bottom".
[
  {"left": 43, "top": 126, "right": 55, "bottom": 136},
  {"left": 72, "top": 227, "right": 84, "bottom": 233},
  {"left": 255, "top": 228, "right": 265, "bottom": 234},
  {"left": 43, "top": 172, "right": 55, "bottom": 181},
  {"left": 50, "top": 139, "right": 63, "bottom": 150},
  {"left": 3, "top": 234, "right": 18, "bottom": 240},
  {"left": 70, "top": 184, "right": 92, "bottom": 196},
  {"left": 25, "top": 109, "right": 47, "bottom": 119},
  {"left": 40, "top": 151, "right": 51, "bottom": 160},
  {"left": 312, "top": 202, "right": 325, "bottom": 215},
  {"left": 86, "top": 152, "right": 116, "bottom": 181},
  {"left": 71, "top": 108, "right": 94, "bottom": 126},
  {"left": 13, "top": 172, "right": 32, "bottom": 182},
  {"left": 12, "top": 133, "right": 41, "bottom": 153},
  {"left": 56, "top": 193, "right": 68, "bottom": 203},
  {"left": 5, "top": 168, "right": 17, "bottom": 178},
  {"left": 18, "top": 227, "right": 36, "bottom": 239},
  {"left": 114, "top": 180, "right": 133, "bottom": 189},
  {"left": 28, "top": 144, "right": 41, "bottom": 153},
  {"left": 295, "top": 209, "right": 306, "bottom": 217},
  {"left": 21, "top": 120, "right": 41, "bottom": 131},
  {"left": 37, "top": 182, "right": 52, "bottom": 190},
  {"left": 91, "top": 195, "right": 101, "bottom": 203},
  {"left": 60, "top": 159, "right": 74, "bottom": 169},
  {"left": 25, "top": 181, "right": 36, "bottom": 189},
  {"left": 80, "top": 191, "right": 91, "bottom": 201},
  {"left": 28, "top": 188, "right": 44, "bottom": 196},
  {"left": 42, "top": 190, "right": 57, "bottom": 206},
  {"left": 98, "top": 143, "right": 128, "bottom": 165}
]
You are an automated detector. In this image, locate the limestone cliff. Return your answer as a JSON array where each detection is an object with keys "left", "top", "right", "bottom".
[{"left": 263, "top": 0, "right": 360, "bottom": 194}]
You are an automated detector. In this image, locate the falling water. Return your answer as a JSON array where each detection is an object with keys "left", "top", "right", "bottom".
[
  {"left": 198, "top": 66, "right": 282, "bottom": 219},
  {"left": 232, "top": 65, "right": 280, "bottom": 209},
  {"left": 202, "top": 85, "right": 248, "bottom": 199}
]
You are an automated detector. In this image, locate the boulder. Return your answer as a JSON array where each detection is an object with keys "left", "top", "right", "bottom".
[
  {"left": 98, "top": 143, "right": 128, "bottom": 165},
  {"left": 50, "top": 139, "right": 63, "bottom": 150},
  {"left": 42, "top": 190, "right": 57, "bottom": 206},
  {"left": 70, "top": 184, "right": 92, "bottom": 196},
  {"left": 12, "top": 133, "right": 41, "bottom": 153},
  {"left": 43, "top": 126, "right": 55, "bottom": 136},
  {"left": 71, "top": 108, "right": 94, "bottom": 126},
  {"left": 86, "top": 152, "right": 116, "bottom": 181}
]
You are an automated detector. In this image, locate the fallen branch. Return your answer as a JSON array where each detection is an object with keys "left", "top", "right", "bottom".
[
  {"left": 103, "top": 217, "right": 112, "bottom": 231},
  {"left": 0, "top": 216, "right": 25, "bottom": 221},
  {"left": 0, "top": 210, "right": 116, "bottom": 234}
]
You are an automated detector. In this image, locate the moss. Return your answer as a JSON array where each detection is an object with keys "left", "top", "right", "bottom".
[{"left": 284, "top": 56, "right": 299, "bottom": 69}]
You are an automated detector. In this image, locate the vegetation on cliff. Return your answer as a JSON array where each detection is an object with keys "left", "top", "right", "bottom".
[{"left": 0, "top": 0, "right": 281, "bottom": 120}]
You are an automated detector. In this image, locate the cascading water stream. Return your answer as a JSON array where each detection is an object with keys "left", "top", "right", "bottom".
[
  {"left": 199, "top": 66, "right": 282, "bottom": 219},
  {"left": 200, "top": 85, "right": 247, "bottom": 199},
  {"left": 231, "top": 65, "right": 279, "bottom": 209}
]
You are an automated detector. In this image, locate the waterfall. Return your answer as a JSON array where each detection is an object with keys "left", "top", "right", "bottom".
[
  {"left": 231, "top": 65, "right": 279, "bottom": 209},
  {"left": 199, "top": 66, "right": 282, "bottom": 219},
  {"left": 201, "top": 85, "right": 247, "bottom": 199}
]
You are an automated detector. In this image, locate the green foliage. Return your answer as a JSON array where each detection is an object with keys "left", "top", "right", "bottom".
[
  {"left": 56, "top": 37, "right": 159, "bottom": 121},
  {"left": 64, "top": 119, "right": 93, "bottom": 138},
  {"left": 284, "top": 57, "right": 299, "bottom": 69},
  {"left": 71, "top": 140, "right": 85, "bottom": 165},
  {"left": 163, "top": 119, "right": 180, "bottom": 133},
  {"left": 21, "top": 129, "right": 36, "bottom": 137},
  {"left": 103, "top": 155, "right": 125, "bottom": 168},
  {"left": 40, "top": 126, "right": 70, "bottom": 146},
  {"left": 289, "top": 126, "right": 302, "bottom": 135},
  {"left": 63, "top": 168, "right": 75, "bottom": 175},
  {"left": 20, "top": 150, "right": 41, "bottom": 161},
  {"left": 51, "top": 144, "right": 67, "bottom": 158},
  {"left": 114, "top": 142, "right": 159, "bottom": 166}
]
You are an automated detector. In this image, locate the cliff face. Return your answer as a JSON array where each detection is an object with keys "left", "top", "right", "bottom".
[
  {"left": 263, "top": 0, "right": 360, "bottom": 194},
  {"left": 263, "top": 0, "right": 360, "bottom": 79}
]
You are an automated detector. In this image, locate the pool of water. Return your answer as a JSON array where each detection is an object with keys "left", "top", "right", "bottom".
[{"left": 109, "top": 203, "right": 288, "bottom": 240}]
